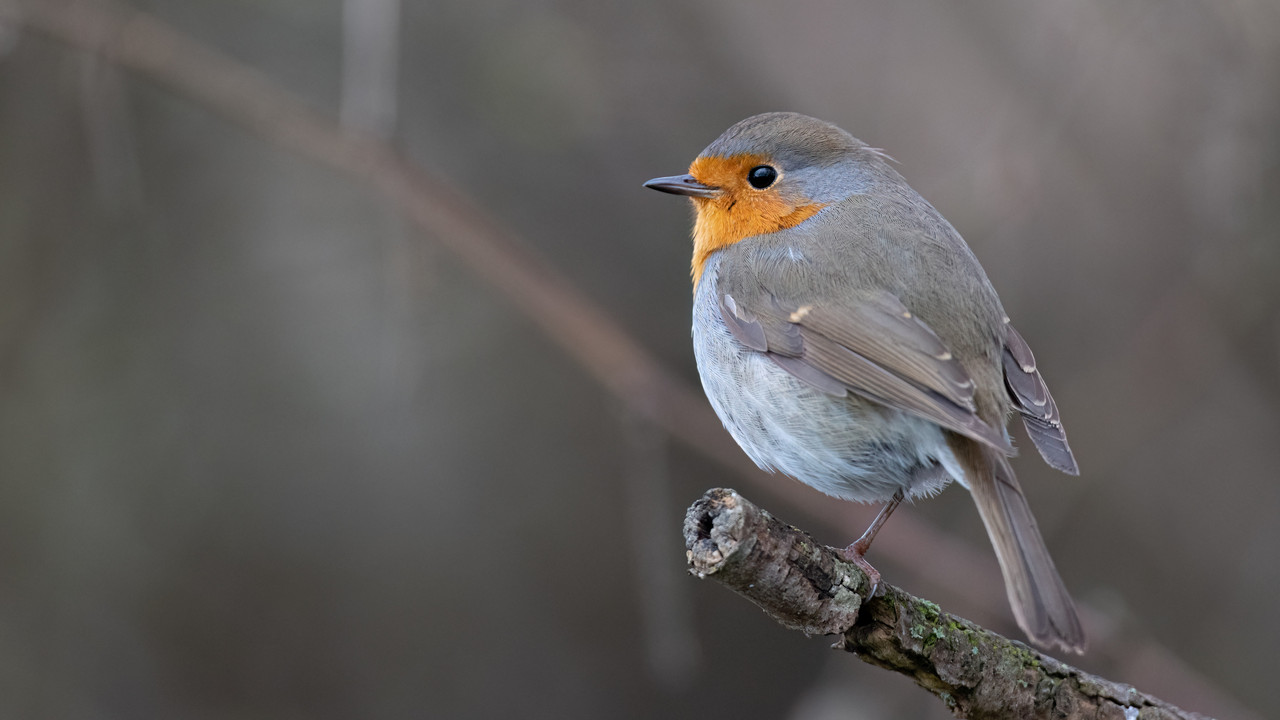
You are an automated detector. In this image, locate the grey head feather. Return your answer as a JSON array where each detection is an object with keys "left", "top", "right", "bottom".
[{"left": 700, "top": 112, "right": 889, "bottom": 204}]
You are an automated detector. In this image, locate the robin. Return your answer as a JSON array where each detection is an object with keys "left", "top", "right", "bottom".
[{"left": 645, "top": 112, "right": 1085, "bottom": 653}]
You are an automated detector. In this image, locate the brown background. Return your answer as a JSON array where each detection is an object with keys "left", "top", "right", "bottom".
[{"left": 1, "top": 1, "right": 1277, "bottom": 718}]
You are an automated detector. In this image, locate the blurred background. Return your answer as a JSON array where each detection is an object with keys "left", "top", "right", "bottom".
[{"left": 2, "top": 0, "right": 1278, "bottom": 717}]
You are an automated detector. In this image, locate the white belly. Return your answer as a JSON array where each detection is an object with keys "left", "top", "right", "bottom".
[{"left": 691, "top": 258, "right": 960, "bottom": 503}]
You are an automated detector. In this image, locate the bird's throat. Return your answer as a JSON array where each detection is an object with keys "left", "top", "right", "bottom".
[{"left": 690, "top": 197, "right": 825, "bottom": 287}]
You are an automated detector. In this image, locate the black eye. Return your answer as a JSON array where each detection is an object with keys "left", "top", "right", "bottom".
[{"left": 747, "top": 165, "right": 778, "bottom": 189}]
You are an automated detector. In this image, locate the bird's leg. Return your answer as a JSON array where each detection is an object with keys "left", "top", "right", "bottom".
[{"left": 841, "top": 489, "right": 904, "bottom": 597}]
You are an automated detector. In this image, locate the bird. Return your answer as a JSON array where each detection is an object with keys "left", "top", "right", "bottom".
[{"left": 644, "top": 112, "right": 1085, "bottom": 654}]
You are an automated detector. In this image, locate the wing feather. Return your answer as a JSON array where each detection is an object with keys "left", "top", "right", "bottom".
[
  {"left": 719, "top": 289, "right": 1012, "bottom": 455},
  {"left": 795, "top": 291, "right": 977, "bottom": 411},
  {"left": 1002, "top": 323, "right": 1079, "bottom": 475}
]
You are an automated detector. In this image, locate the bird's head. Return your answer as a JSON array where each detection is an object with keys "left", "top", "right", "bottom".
[{"left": 645, "top": 112, "right": 886, "bottom": 285}]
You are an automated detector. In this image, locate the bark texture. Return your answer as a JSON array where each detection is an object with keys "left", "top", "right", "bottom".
[{"left": 684, "top": 489, "right": 1211, "bottom": 720}]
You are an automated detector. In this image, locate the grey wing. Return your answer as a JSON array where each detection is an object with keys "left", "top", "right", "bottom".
[
  {"left": 1002, "top": 322, "right": 1079, "bottom": 475},
  {"left": 718, "top": 289, "right": 1013, "bottom": 455}
]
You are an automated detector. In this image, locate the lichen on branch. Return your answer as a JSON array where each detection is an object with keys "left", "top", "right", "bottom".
[{"left": 683, "top": 488, "right": 1210, "bottom": 720}]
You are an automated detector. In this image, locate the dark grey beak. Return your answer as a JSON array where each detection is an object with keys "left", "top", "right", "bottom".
[{"left": 643, "top": 174, "right": 720, "bottom": 198}]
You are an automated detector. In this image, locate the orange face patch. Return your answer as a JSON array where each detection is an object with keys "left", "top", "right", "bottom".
[{"left": 687, "top": 154, "right": 824, "bottom": 286}]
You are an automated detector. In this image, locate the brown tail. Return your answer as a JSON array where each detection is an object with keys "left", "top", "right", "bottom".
[{"left": 956, "top": 441, "right": 1086, "bottom": 653}]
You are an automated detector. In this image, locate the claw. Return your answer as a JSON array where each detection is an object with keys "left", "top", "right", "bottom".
[
  {"left": 841, "top": 489, "right": 904, "bottom": 597},
  {"left": 841, "top": 543, "right": 883, "bottom": 597}
]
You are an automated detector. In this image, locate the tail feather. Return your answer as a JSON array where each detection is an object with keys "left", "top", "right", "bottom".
[{"left": 962, "top": 444, "right": 1086, "bottom": 653}]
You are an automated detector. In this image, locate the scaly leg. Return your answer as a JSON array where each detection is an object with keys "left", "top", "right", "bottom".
[{"left": 841, "top": 489, "right": 904, "bottom": 596}]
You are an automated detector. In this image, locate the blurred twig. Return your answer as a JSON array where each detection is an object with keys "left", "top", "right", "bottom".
[
  {"left": 3, "top": 2, "right": 1257, "bottom": 717},
  {"left": 619, "top": 408, "right": 700, "bottom": 688},
  {"left": 341, "top": 0, "right": 399, "bottom": 137},
  {"left": 8, "top": 0, "right": 728, "bottom": 453},
  {"left": 685, "top": 488, "right": 1209, "bottom": 720},
  {"left": 78, "top": 53, "right": 143, "bottom": 213}
]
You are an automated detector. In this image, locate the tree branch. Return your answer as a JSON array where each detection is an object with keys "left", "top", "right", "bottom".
[{"left": 684, "top": 489, "right": 1210, "bottom": 720}]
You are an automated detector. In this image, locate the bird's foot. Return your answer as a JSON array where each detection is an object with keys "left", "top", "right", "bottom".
[
  {"left": 838, "top": 489, "right": 902, "bottom": 598},
  {"left": 839, "top": 542, "right": 882, "bottom": 598}
]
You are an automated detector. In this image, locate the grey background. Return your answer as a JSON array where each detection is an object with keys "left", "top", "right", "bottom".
[{"left": 1, "top": 1, "right": 1277, "bottom": 718}]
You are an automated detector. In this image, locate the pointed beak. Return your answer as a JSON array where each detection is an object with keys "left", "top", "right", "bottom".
[{"left": 643, "top": 174, "right": 721, "bottom": 199}]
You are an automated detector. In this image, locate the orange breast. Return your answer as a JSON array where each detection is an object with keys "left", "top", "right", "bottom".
[{"left": 687, "top": 154, "right": 825, "bottom": 286}]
